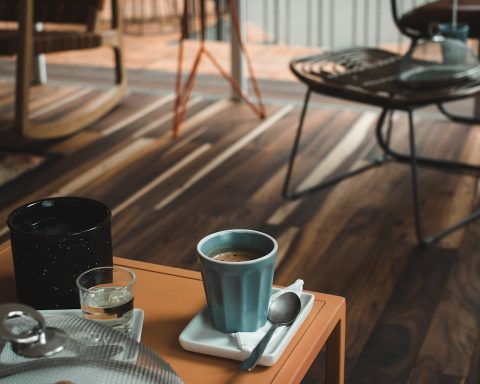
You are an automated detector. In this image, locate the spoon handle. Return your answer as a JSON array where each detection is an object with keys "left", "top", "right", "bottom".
[{"left": 240, "top": 324, "right": 280, "bottom": 371}]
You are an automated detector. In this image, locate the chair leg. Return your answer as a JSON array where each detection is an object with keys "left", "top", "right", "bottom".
[
  {"left": 32, "top": 23, "right": 47, "bottom": 85},
  {"left": 20, "top": 16, "right": 127, "bottom": 138},
  {"left": 406, "top": 110, "right": 425, "bottom": 245},
  {"left": 282, "top": 88, "right": 312, "bottom": 199},
  {"left": 113, "top": 46, "right": 124, "bottom": 85},
  {"left": 376, "top": 112, "right": 480, "bottom": 175},
  {"left": 377, "top": 109, "right": 395, "bottom": 161},
  {"left": 282, "top": 90, "right": 386, "bottom": 200},
  {"left": 406, "top": 109, "right": 480, "bottom": 246},
  {"left": 15, "top": 0, "right": 35, "bottom": 137},
  {"left": 437, "top": 102, "right": 480, "bottom": 125}
]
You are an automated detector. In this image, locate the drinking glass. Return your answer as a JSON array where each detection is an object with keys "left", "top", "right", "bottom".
[{"left": 76, "top": 266, "right": 136, "bottom": 334}]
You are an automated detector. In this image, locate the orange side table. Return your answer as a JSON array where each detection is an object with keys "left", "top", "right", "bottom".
[{"left": 0, "top": 242, "right": 345, "bottom": 383}]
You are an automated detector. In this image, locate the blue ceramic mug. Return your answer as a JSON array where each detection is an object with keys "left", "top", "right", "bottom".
[
  {"left": 429, "top": 22, "right": 470, "bottom": 65},
  {"left": 197, "top": 229, "right": 278, "bottom": 333}
]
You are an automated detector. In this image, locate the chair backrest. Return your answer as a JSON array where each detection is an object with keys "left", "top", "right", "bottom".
[
  {"left": 390, "top": 0, "right": 431, "bottom": 40},
  {"left": 391, "top": 0, "right": 480, "bottom": 41},
  {"left": 0, "top": 0, "right": 104, "bottom": 25}
]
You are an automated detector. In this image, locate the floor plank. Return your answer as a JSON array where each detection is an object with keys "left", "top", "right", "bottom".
[{"left": 349, "top": 246, "right": 455, "bottom": 384}]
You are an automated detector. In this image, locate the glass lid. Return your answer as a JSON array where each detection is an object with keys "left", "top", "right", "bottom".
[{"left": 0, "top": 304, "right": 183, "bottom": 384}]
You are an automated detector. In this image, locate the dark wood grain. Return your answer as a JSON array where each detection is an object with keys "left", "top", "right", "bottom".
[
  {"left": 468, "top": 333, "right": 480, "bottom": 384},
  {"left": 348, "top": 246, "right": 455, "bottom": 384},
  {"left": 0, "top": 62, "right": 480, "bottom": 384}
]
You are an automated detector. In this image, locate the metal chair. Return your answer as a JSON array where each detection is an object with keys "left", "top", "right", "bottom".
[
  {"left": 392, "top": 0, "right": 480, "bottom": 123},
  {"left": 284, "top": 1, "right": 480, "bottom": 247},
  {"left": 0, "top": 0, "right": 127, "bottom": 140}
]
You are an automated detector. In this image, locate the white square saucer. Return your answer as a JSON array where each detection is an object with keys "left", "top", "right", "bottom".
[{"left": 179, "top": 289, "right": 314, "bottom": 366}]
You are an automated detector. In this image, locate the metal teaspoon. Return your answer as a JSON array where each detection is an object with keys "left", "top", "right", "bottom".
[{"left": 240, "top": 291, "right": 302, "bottom": 371}]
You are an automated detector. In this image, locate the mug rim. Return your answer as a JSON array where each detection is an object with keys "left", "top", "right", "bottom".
[
  {"left": 429, "top": 21, "right": 470, "bottom": 39},
  {"left": 7, "top": 196, "right": 111, "bottom": 237},
  {"left": 197, "top": 228, "right": 278, "bottom": 265}
]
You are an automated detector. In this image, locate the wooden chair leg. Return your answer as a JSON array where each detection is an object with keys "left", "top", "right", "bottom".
[
  {"left": 22, "top": 46, "right": 127, "bottom": 140},
  {"left": 32, "top": 23, "right": 47, "bottom": 85},
  {"left": 15, "top": 0, "right": 34, "bottom": 137},
  {"left": 16, "top": 0, "right": 127, "bottom": 140}
]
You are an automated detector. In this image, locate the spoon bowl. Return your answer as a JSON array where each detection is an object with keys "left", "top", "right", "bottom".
[
  {"left": 267, "top": 291, "right": 302, "bottom": 324},
  {"left": 239, "top": 291, "right": 302, "bottom": 371}
]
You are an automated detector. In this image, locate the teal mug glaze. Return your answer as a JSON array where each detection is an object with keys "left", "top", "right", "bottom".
[
  {"left": 429, "top": 22, "right": 470, "bottom": 65},
  {"left": 197, "top": 229, "right": 277, "bottom": 333}
]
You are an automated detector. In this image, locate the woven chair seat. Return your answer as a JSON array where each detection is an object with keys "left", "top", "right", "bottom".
[
  {"left": 0, "top": 30, "right": 103, "bottom": 55},
  {"left": 291, "top": 47, "right": 480, "bottom": 110}
]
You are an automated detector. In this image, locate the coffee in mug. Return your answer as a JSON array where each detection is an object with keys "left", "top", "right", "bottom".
[{"left": 211, "top": 250, "right": 260, "bottom": 262}]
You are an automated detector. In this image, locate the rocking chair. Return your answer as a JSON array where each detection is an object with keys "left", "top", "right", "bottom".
[{"left": 0, "top": 0, "right": 127, "bottom": 139}]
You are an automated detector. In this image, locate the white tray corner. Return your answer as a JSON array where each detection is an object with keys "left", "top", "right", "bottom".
[{"left": 178, "top": 289, "right": 314, "bottom": 366}]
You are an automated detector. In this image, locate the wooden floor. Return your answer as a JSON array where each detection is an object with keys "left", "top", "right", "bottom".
[{"left": 0, "top": 36, "right": 480, "bottom": 383}]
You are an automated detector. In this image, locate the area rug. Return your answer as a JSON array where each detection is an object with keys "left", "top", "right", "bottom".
[{"left": 0, "top": 151, "right": 46, "bottom": 188}]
